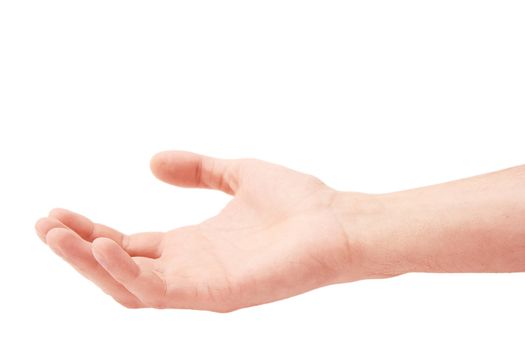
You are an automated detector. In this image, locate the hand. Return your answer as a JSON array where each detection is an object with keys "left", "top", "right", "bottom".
[{"left": 35, "top": 151, "right": 362, "bottom": 312}]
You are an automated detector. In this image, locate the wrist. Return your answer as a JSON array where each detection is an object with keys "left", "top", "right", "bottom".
[{"left": 331, "top": 190, "right": 410, "bottom": 281}]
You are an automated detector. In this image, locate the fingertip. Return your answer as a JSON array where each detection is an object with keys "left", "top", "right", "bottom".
[
  {"left": 49, "top": 207, "right": 85, "bottom": 224},
  {"left": 35, "top": 217, "right": 68, "bottom": 243},
  {"left": 92, "top": 237, "right": 131, "bottom": 266},
  {"left": 35, "top": 217, "right": 50, "bottom": 242},
  {"left": 46, "top": 227, "right": 72, "bottom": 256},
  {"left": 35, "top": 217, "right": 47, "bottom": 230},
  {"left": 150, "top": 150, "right": 170, "bottom": 164},
  {"left": 48, "top": 208, "right": 79, "bottom": 223},
  {"left": 49, "top": 207, "right": 95, "bottom": 238},
  {"left": 150, "top": 150, "right": 182, "bottom": 163},
  {"left": 91, "top": 238, "right": 108, "bottom": 268},
  {"left": 92, "top": 236, "right": 118, "bottom": 248},
  {"left": 150, "top": 150, "right": 216, "bottom": 190},
  {"left": 92, "top": 237, "right": 140, "bottom": 282},
  {"left": 149, "top": 152, "right": 164, "bottom": 177},
  {"left": 91, "top": 237, "right": 115, "bottom": 260},
  {"left": 48, "top": 207, "right": 67, "bottom": 217},
  {"left": 46, "top": 227, "right": 70, "bottom": 241},
  {"left": 150, "top": 150, "right": 187, "bottom": 179}
]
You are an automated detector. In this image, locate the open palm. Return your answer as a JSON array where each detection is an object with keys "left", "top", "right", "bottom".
[{"left": 36, "top": 151, "right": 353, "bottom": 312}]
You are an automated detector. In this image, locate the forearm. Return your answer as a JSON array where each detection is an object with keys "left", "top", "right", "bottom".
[{"left": 337, "top": 165, "right": 525, "bottom": 279}]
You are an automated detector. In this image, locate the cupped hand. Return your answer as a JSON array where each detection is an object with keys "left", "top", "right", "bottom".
[{"left": 35, "top": 151, "right": 359, "bottom": 312}]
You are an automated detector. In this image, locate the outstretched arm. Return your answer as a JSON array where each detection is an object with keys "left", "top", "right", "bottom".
[{"left": 35, "top": 151, "right": 525, "bottom": 312}]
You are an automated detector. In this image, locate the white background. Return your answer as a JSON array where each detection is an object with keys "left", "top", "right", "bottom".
[{"left": 1, "top": 0, "right": 524, "bottom": 348}]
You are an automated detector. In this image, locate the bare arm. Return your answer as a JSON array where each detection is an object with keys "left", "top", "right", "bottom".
[{"left": 334, "top": 165, "right": 525, "bottom": 279}]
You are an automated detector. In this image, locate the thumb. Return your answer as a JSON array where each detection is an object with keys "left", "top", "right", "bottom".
[{"left": 150, "top": 151, "right": 240, "bottom": 195}]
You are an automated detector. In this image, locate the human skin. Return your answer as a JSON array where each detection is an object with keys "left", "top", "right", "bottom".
[{"left": 35, "top": 151, "right": 525, "bottom": 312}]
